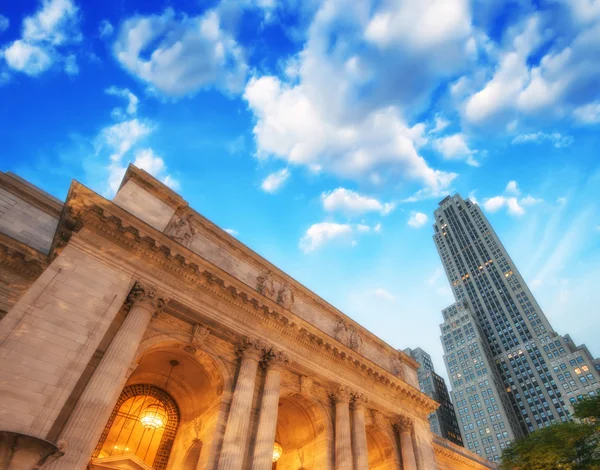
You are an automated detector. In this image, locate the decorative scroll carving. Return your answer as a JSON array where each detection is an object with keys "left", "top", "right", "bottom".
[
  {"left": 330, "top": 385, "right": 353, "bottom": 403},
  {"left": 263, "top": 347, "right": 290, "bottom": 371},
  {"left": 191, "top": 324, "right": 210, "bottom": 346},
  {"left": 277, "top": 283, "right": 294, "bottom": 310},
  {"left": 351, "top": 392, "right": 369, "bottom": 410},
  {"left": 334, "top": 319, "right": 362, "bottom": 353},
  {"left": 236, "top": 336, "right": 265, "bottom": 361},
  {"left": 300, "top": 375, "right": 313, "bottom": 395},
  {"left": 394, "top": 415, "right": 414, "bottom": 433},
  {"left": 256, "top": 270, "right": 276, "bottom": 301},
  {"left": 126, "top": 280, "right": 170, "bottom": 314},
  {"left": 166, "top": 214, "right": 197, "bottom": 247},
  {"left": 391, "top": 355, "right": 405, "bottom": 379}
]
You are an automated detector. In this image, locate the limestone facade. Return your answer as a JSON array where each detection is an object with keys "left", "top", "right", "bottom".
[{"left": 0, "top": 167, "right": 496, "bottom": 470}]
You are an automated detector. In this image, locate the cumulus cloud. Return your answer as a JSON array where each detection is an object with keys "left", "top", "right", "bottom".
[
  {"left": 505, "top": 180, "right": 520, "bottom": 195},
  {"left": 433, "top": 133, "right": 479, "bottom": 166},
  {"left": 114, "top": 8, "right": 247, "bottom": 96},
  {"left": 106, "top": 86, "right": 139, "bottom": 119},
  {"left": 2, "top": 0, "right": 81, "bottom": 76},
  {"left": 260, "top": 168, "right": 290, "bottom": 193},
  {"left": 321, "top": 188, "right": 395, "bottom": 215},
  {"left": 299, "top": 222, "right": 353, "bottom": 252},
  {"left": 408, "top": 211, "right": 429, "bottom": 228},
  {"left": 573, "top": 101, "right": 600, "bottom": 125},
  {"left": 243, "top": 0, "right": 471, "bottom": 196},
  {"left": 512, "top": 132, "right": 573, "bottom": 148},
  {"left": 483, "top": 194, "right": 542, "bottom": 216}
]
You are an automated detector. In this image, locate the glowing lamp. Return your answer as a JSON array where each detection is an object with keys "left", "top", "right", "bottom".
[
  {"left": 272, "top": 441, "right": 283, "bottom": 462},
  {"left": 139, "top": 403, "right": 167, "bottom": 430}
]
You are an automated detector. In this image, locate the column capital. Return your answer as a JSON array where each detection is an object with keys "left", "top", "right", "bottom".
[
  {"left": 330, "top": 384, "right": 353, "bottom": 404},
  {"left": 126, "top": 280, "right": 170, "bottom": 314},
  {"left": 263, "top": 347, "right": 290, "bottom": 371},
  {"left": 351, "top": 393, "right": 369, "bottom": 411},
  {"left": 394, "top": 415, "right": 414, "bottom": 433},
  {"left": 236, "top": 336, "right": 265, "bottom": 361}
]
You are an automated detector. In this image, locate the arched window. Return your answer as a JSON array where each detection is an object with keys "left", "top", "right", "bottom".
[{"left": 93, "top": 384, "right": 179, "bottom": 470}]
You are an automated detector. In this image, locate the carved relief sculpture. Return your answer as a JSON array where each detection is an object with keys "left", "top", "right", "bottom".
[
  {"left": 300, "top": 375, "right": 313, "bottom": 395},
  {"left": 277, "top": 283, "right": 294, "bottom": 310},
  {"left": 391, "top": 355, "right": 405, "bottom": 379},
  {"left": 334, "top": 318, "right": 362, "bottom": 353},
  {"left": 191, "top": 324, "right": 210, "bottom": 347},
  {"left": 256, "top": 270, "right": 276, "bottom": 301},
  {"left": 166, "top": 214, "right": 197, "bottom": 247}
]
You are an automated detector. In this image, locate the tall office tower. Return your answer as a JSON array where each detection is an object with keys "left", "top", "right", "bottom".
[
  {"left": 404, "top": 347, "right": 464, "bottom": 446},
  {"left": 433, "top": 195, "right": 600, "bottom": 460}
]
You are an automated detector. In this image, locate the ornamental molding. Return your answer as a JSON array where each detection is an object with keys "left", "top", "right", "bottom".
[
  {"left": 53, "top": 183, "right": 438, "bottom": 415},
  {"left": 394, "top": 415, "right": 414, "bottom": 433},
  {"left": 432, "top": 441, "right": 495, "bottom": 469},
  {"left": 126, "top": 280, "right": 170, "bottom": 314},
  {"left": 0, "top": 233, "right": 47, "bottom": 279}
]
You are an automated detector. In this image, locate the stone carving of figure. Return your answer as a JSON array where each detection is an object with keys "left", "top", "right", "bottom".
[
  {"left": 257, "top": 270, "right": 276, "bottom": 300},
  {"left": 277, "top": 283, "right": 294, "bottom": 309},
  {"left": 391, "top": 355, "right": 405, "bottom": 378},
  {"left": 334, "top": 319, "right": 352, "bottom": 348},
  {"left": 350, "top": 330, "right": 362, "bottom": 353},
  {"left": 167, "top": 214, "right": 197, "bottom": 247},
  {"left": 300, "top": 375, "right": 313, "bottom": 395},
  {"left": 191, "top": 324, "right": 210, "bottom": 347}
]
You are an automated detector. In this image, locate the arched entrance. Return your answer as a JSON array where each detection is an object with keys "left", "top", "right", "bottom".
[
  {"left": 91, "top": 341, "right": 225, "bottom": 470},
  {"left": 273, "top": 393, "right": 330, "bottom": 470},
  {"left": 366, "top": 425, "right": 400, "bottom": 470},
  {"left": 93, "top": 384, "right": 179, "bottom": 470}
]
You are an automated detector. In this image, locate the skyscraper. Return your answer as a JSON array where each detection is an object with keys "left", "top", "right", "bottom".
[
  {"left": 404, "top": 347, "right": 464, "bottom": 446},
  {"left": 433, "top": 194, "right": 600, "bottom": 462}
]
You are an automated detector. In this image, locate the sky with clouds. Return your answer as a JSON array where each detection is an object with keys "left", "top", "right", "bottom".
[{"left": 1, "top": 0, "right": 599, "bottom": 383}]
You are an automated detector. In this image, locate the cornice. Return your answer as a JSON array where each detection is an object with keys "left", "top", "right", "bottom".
[
  {"left": 0, "top": 172, "right": 63, "bottom": 217},
  {"left": 433, "top": 436, "right": 496, "bottom": 469},
  {"left": 172, "top": 206, "right": 419, "bottom": 371},
  {"left": 118, "top": 164, "right": 187, "bottom": 210},
  {"left": 0, "top": 232, "right": 48, "bottom": 279},
  {"left": 54, "top": 181, "right": 438, "bottom": 415}
]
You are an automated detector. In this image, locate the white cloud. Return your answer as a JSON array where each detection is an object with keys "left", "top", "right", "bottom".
[
  {"left": 245, "top": 77, "right": 456, "bottom": 193},
  {"left": 260, "top": 168, "right": 290, "bottom": 193},
  {"left": 3, "top": 40, "right": 52, "bottom": 75},
  {"left": 356, "top": 224, "right": 371, "bottom": 233},
  {"left": 106, "top": 86, "right": 139, "bottom": 118},
  {"left": 64, "top": 53, "right": 78, "bottom": 75},
  {"left": 512, "top": 132, "right": 573, "bottom": 148},
  {"left": 243, "top": 0, "right": 471, "bottom": 196},
  {"left": 321, "top": 188, "right": 395, "bottom": 216},
  {"left": 408, "top": 211, "right": 428, "bottom": 228},
  {"left": 132, "top": 148, "right": 179, "bottom": 189},
  {"left": 520, "top": 195, "right": 543, "bottom": 206},
  {"left": 505, "top": 180, "right": 520, "bottom": 195},
  {"left": 373, "top": 288, "right": 395, "bottom": 302},
  {"left": 114, "top": 8, "right": 247, "bottom": 97},
  {"left": 98, "top": 19, "right": 113, "bottom": 38},
  {"left": 101, "top": 119, "right": 153, "bottom": 163},
  {"left": 573, "top": 102, "right": 600, "bottom": 125},
  {"left": 433, "top": 133, "right": 478, "bottom": 166},
  {"left": 483, "top": 196, "right": 508, "bottom": 213},
  {"left": 2, "top": 0, "right": 81, "bottom": 76},
  {"left": 0, "top": 15, "right": 9, "bottom": 33},
  {"left": 430, "top": 115, "right": 450, "bottom": 134},
  {"left": 374, "top": 223, "right": 382, "bottom": 233},
  {"left": 299, "top": 222, "right": 353, "bottom": 252},
  {"left": 224, "top": 228, "right": 238, "bottom": 236}
]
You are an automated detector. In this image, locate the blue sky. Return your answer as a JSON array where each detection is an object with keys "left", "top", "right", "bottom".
[{"left": 1, "top": 0, "right": 600, "bottom": 382}]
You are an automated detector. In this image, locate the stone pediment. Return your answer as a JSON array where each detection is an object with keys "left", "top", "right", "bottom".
[{"left": 89, "top": 454, "right": 153, "bottom": 470}]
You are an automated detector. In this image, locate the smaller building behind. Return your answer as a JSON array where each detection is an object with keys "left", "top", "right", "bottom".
[{"left": 404, "top": 347, "right": 464, "bottom": 446}]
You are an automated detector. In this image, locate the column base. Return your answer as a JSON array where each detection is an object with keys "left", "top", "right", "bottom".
[{"left": 0, "top": 431, "right": 63, "bottom": 470}]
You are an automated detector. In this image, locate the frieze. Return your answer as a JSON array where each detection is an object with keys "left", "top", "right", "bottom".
[
  {"left": 55, "top": 187, "right": 438, "bottom": 414},
  {"left": 0, "top": 241, "right": 46, "bottom": 279}
]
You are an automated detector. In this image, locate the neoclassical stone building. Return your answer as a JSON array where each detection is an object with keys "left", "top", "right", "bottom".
[{"left": 0, "top": 167, "right": 496, "bottom": 470}]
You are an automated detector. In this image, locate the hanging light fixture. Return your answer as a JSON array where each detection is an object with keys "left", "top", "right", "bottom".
[
  {"left": 139, "top": 359, "right": 179, "bottom": 430},
  {"left": 140, "top": 403, "right": 167, "bottom": 430},
  {"left": 272, "top": 441, "right": 283, "bottom": 462}
]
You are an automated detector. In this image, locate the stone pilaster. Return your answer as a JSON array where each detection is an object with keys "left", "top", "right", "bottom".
[
  {"left": 217, "top": 337, "right": 264, "bottom": 470},
  {"left": 44, "top": 281, "right": 169, "bottom": 470},
  {"left": 395, "top": 415, "right": 417, "bottom": 470},
  {"left": 351, "top": 394, "right": 369, "bottom": 470},
  {"left": 251, "top": 348, "right": 289, "bottom": 470},
  {"left": 331, "top": 385, "right": 353, "bottom": 470}
]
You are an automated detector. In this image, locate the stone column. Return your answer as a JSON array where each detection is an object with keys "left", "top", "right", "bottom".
[
  {"left": 217, "top": 338, "right": 264, "bottom": 470},
  {"left": 251, "top": 348, "right": 289, "bottom": 470},
  {"left": 351, "top": 394, "right": 369, "bottom": 470},
  {"left": 395, "top": 416, "right": 417, "bottom": 470},
  {"left": 331, "top": 385, "right": 353, "bottom": 470},
  {"left": 44, "top": 281, "right": 168, "bottom": 470}
]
